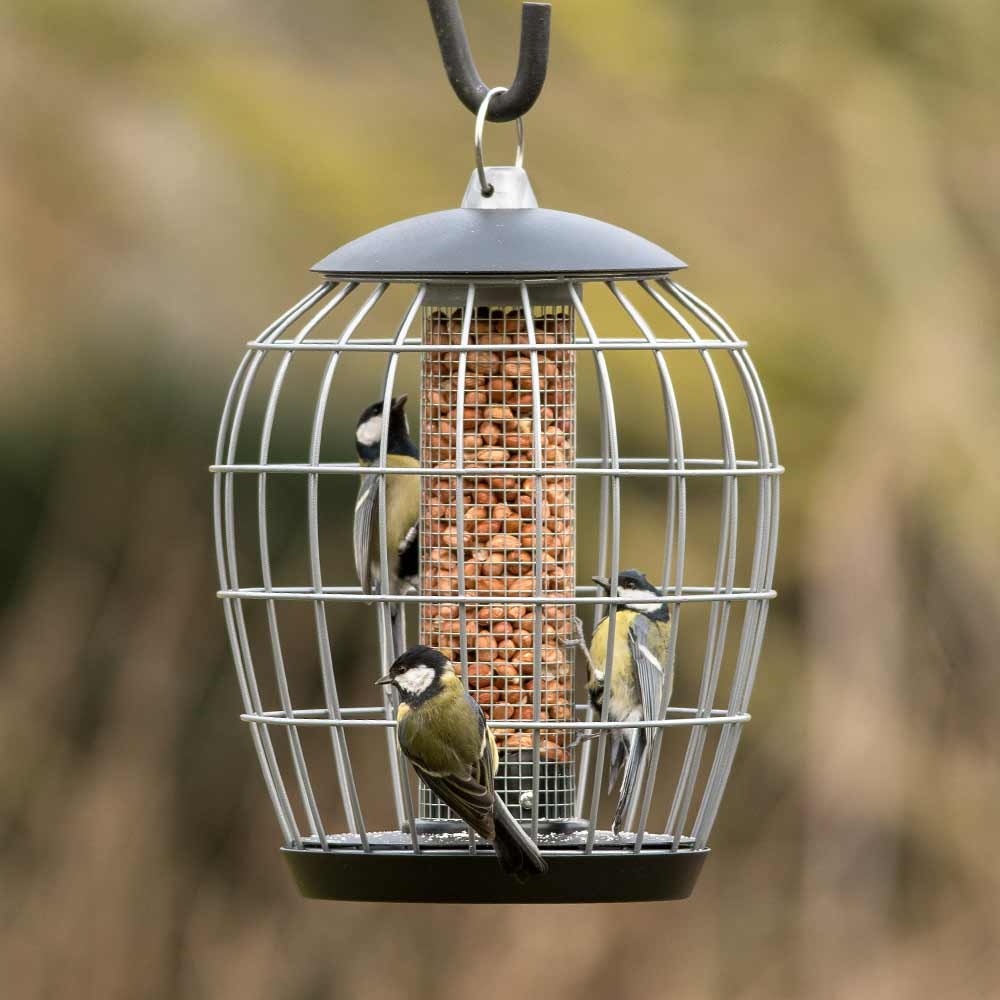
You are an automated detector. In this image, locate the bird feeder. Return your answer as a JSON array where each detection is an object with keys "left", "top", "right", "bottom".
[{"left": 212, "top": 0, "right": 780, "bottom": 903}]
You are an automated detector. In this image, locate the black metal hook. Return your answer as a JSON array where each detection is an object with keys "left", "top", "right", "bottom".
[{"left": 426, "top": 0, "right": 551, "bottom": 123}]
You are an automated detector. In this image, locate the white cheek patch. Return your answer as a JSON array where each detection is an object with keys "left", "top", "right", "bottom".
[
  {"left": 620, "top": 586, "right": 664, "bottom": 614},
  {"left": 632, "top": 601, "right": 665, "bottom": 614},
  {"left": 397, "top": 665, "right": 435, "bottom": 695},
  {"left": 356, "top": 414, "right": 384, "bottom": 447}
]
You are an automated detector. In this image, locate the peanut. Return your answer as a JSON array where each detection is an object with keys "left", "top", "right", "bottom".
[
  {"left": 477, "top": 421, "right": 502, "bottom": 445},
  {"left": 473, "top": 447, "right": 509, "bottom": 465},
  {"left": 483, "top": 405, "right": 515, "bottom": 425},
  {"left": 486, "top": 533, "right": 521, "bottom": 551}
]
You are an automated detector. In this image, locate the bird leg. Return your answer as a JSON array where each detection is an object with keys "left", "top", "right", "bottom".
[
  {"left": 561, "top": 616, "right": 600, "bottom": 676},
  {"left": 561, "top": 617, "right": 605, "bottom": 748}
]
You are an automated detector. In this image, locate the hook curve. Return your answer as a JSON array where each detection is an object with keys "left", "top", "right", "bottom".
[{"left": 426, "top": 0, "right": 551, "bottom": 123}]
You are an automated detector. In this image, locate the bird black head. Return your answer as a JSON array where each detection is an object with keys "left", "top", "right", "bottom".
[
  {"left": 355, "top": 394, "right": 417, "bottom": 462},
  {"left": 375, "top": 645, "right": 453, "bottom": 703},
  {"left": 592, "top": 569, "right": 670, "bottom": 620}
]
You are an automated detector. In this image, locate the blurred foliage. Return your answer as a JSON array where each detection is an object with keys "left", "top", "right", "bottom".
[{"left": 2, "top": 1, "right": 1000, "bottom": 998}]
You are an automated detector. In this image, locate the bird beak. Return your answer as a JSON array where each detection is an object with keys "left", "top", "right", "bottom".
[
  {"left": 391, "top": 394, "right": 408, "bottom": 411},
  {"left": 374, "top": 675, "right": 394, "bottom": 687},
  {"left": 591, "top": 576, "right": 611, "bottom": 595}
]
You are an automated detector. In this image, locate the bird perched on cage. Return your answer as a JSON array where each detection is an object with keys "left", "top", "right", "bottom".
[
  {"left": 566, "top": 569, "right": 673, "bottom": 836},
  {"left": 354, "top": 395, "right": 419, "bottom": 659},
  {"left": 377, "top": 645, "right": 549, "bottom": 882}
]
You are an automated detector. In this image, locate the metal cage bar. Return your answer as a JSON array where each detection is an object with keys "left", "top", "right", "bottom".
[
  {"left": 220, "top": 587, "right": 776, "bottom": 605},
  {"left": 451, "top": 284, "right": 477, "bottom": 852},
  {"left": 304, "top": 284, "right": 393, "bottom": 847},
  {"left": 213, "top": 462, "right": 781, "bottom": 478},
  {"left": 520, "top": 283, "right": 544, "bottom": 840},
  {"left": 572, "top": 370, "right": 610, "bottom": 817},
  {"left": 374, "top": 286, "right": 427, "bottom": 849},
  {"left": 606, "top": 282, "right": 689, "bottom": 847},
  {"left": 664, "top": 279, "right": 780, "bottom": 848},
  {"left": 242, "top": 712, "right": 752, "bottom": 731},
  {"left": 249, "top": 339, "right": 750, "bottom": 353},
  {"left": 635, "top": 280, "right": 741, "bottom": 850},
  {"left": 215, "top": 282, "right": 336, "bottom": 846},
  {"left": 570, "top": 282, "right": 623, "bottom": 852},
  {"left": 256, "top": 281, "right": 361, "bottom": 847}
]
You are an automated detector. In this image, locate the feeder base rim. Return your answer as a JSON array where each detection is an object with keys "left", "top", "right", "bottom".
[{"left": 281, "top": 845, "right": 708, "bottom": 904}]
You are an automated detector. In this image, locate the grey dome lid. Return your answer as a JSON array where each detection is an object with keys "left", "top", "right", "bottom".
[{"left": 310, "top": 208, "right": 686, "bottom": 282}]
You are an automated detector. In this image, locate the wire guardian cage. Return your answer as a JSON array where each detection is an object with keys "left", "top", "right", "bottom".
[{"left": 211, "top": 3, "right": 780, "bottom": 903}]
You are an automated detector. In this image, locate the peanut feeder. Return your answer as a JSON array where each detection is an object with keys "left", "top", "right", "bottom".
[
  {"left": 420, "top": 293, "right": 577, "bottom": 823},
  {"left": 211, "top": 1, "right": 781, "bottom": 904}
]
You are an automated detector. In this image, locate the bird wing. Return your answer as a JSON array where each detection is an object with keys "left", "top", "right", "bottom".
[
  {"left": 476, "top": 697, "right": 500, "bottom": 778},
  {"left": 627, "top": 614, "right": 667, "bottom": 722},
  {"left": 353, "top": 472, "right": 379, "bottom": 593},
  {"left": 411, "top": 742, "right": 495, "bottom": 841},
  {"left": 607, "top": 730, "right": 627, "bottom": 794},
  {"left": 414, "top": 767, "right": 495, "bottom": 842}
]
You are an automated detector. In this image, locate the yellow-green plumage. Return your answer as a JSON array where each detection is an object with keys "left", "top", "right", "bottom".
[
  {"left": 589, "top": 610, "right": 672, "bottom": 714},
  {"left": 396, "top": 673, "right": 496, "bottom": 778},
  {"left": 375, "top": 453, "right": 419, "bottom": 582}
]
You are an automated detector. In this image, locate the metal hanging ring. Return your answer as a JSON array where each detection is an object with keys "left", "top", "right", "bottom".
[{"left": 475, "top": 87, "right": 525, "bottom": 197}]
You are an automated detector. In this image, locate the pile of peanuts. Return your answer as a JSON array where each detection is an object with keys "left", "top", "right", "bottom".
[{"left": 420, "top": 305, "right": 575, "bottom": 762}]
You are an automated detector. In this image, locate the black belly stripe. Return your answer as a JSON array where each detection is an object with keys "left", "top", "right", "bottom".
[{"left": 397, "top": 526, "right": 420, "bottom": 582}]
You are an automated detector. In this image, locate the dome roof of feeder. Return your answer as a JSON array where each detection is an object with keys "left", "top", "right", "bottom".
[{"left": 311, "top": 208, "right": 686, "bottom": 282}]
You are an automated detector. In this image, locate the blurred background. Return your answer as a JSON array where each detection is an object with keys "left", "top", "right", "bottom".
[{"left": 3, "top": 1, "right": 999, "bottom": 998}]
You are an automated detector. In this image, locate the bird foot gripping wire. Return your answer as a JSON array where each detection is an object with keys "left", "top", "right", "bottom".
[
  {"left": 561, "top": 616, "right": 599, "bottom": 675},
  {"left": 560, "top": 615, "right": 588, "bottom": 651},
  {"left": 561, "top": 617, "right": 602, "bottom": 749}
]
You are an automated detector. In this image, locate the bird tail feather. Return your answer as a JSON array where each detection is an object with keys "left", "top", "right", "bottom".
[
  {"left": 608, "top": 731, "right": 627, "bottom": 795},
  {"left": 612, "top": 729, "right": 647, "bottom": 835},
  {"left": 492, "top": 796, "right": 548, "bottom": 882}
]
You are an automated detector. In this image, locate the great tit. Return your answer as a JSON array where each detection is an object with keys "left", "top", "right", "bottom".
[
  {"left": 354, "top": 395, "right": 419, "bottom": 659},
  {"left": 376, "top": 645, "right": 549, "bottom": 882},
  {"left": 568, "top": 569, "right": 673, "bottom": 835}
]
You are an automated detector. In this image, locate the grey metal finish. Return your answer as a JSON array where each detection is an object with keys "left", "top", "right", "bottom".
[
  {"left": 310, "top": 209, "right": 686, "bottom": 281},
  {"left": 462, "top": 167, "right": 536, "bottom": 209},
  {"left": 212, "top": 270, "right": 779, "bottom": 895}
]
